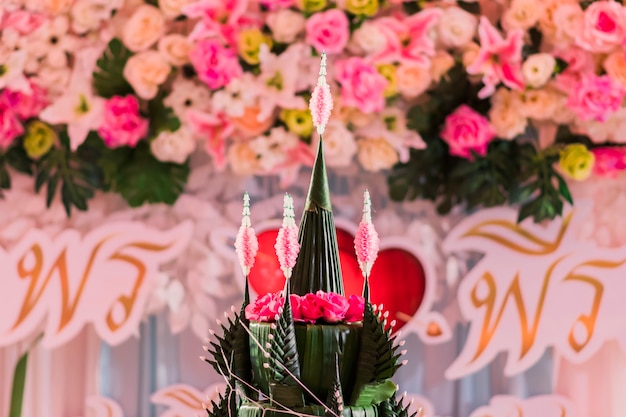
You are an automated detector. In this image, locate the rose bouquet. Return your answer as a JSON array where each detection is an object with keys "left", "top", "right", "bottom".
[{"left": 1, "top": 0, "right": 626, "bottom": 221}]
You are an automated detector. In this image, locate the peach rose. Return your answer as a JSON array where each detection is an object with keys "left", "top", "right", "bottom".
[
  {"left": 158, "top": 0, "right": 193, "bottom": 19},
  {"left": 312, "top": 120, "right": 357, "bottom": 167},
  {"left": 502, "top": 0, "right": 545, "bottom": 31},
  {"left": 227, "top": 141, "right": 261, "bottom": 175},
  {"left": 396, "top": 62, "right": 432, "bottom": 98},
  {"left": 123, "top": 51, "right": 171, "bottom": 100},
  {"left": 430, "top": 51, "right": 455, "bottom": 83},
  {"left": 604, "top": 51, "right": 626, "bottom": 89},
  {"left": 122, "top": 4, "right": 165, "bottom": 52},
  {"left": 519, "top": 88, "right": 559, "bottom": 120},
  {"left": 357, "top": 137, "right": 399, "bottom": 171},
  {"left": 488, "top": 88, "right": 527, "bottom": 140},
  {"left": 158, "top": 34, "right": 190, "bottom": 66},
  {"left": 231, "top": 105, "right": 275, "bottom": 138}
]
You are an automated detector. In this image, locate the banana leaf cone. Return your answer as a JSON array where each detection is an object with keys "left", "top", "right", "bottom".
[{"left": 290, "top": 138, "right": 344, "bottom": 296}]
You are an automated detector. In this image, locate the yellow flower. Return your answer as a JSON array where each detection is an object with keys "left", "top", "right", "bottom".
[
  {"left": 344, "top": 0, "right": 379, "bottom": 17},
  {"left": 236, "top": 28, "right": 272, "bottom": 65},
  {"left": 377, "top": 64, "right": 397, "bottom": 98},
  {"left": 297, "top": 0, "right": 327, "bottom": 12},
  {"left": 559, "top": 144, "right": 594, "bottom": 181},
  {"left": 23, "top": 121, "right": 56, "bottom": 159},
  {"left": 280, "top": 109, "right": 313, "bottom": 137}
]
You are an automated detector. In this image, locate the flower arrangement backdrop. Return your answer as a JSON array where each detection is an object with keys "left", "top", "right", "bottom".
[
  {"left": 2, "top": 0, "right": 626, "bottom": 221},
  {"left": 3, "top": 0, "right": 626, "bottom": 417}
]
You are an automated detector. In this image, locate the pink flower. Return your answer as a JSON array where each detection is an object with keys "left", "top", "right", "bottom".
[
  {"left": 0, "top": 102, "right": 23, "bottom": 149},
  {"left": 441, "top": 105, "right": 496, "bottom": 159},
  {"left": 98, "top": 95, "right": 148, "bottom": 148},
  {"left": 245, "top": 292, "right": 284, "bottom": 321},
  {"left": 1, "top": 10, "right": 47, "bottom": 35},
  {"left": 187, "top": 109, "right": 235, "bottom": 171},
  {"left": 290, "top": 294, "right": 303, "bottom": 321},
  {"left": 576, "top": 1, "right": 626, "bottom": 53},
  {"left": 316, "top": 291, "right": 350, "bottom": 323},
  {"left": 335, "top": 57, "right": 388, "bottom": 114},
  {"left": 305, "top": 9, "right": 350, "bottom": 55},
  {"left": 467, "top": 17, "right": 525, "bottom": 98},
  {"left": 184, "top": 0, "right": 248, "bottom": 26},
  {"left": 190, "top": 39, "right": 242, "bottom": 90},
  {"left": 591, "top": 147, "right": 626, "bottom": 178},
  {"left": 0, "top": 82, "right": 48, "bottom": 120},
  {"left": 403, "top": 8, "right": 442, "bottom": 61},
  {"left": 344, "top": 295, "right": 365, "bottom": 322},
  {"left": 300, "top": 293, "right": 324, "bottom": 323},
  {"left": 566, "top": 74, "right": 626, "bottom": 122}
]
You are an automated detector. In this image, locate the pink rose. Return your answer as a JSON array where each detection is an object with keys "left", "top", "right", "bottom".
[
  {"left": 1, "top": 10, "right": 47, "bottom": 34},
  {"left": 344, "top": 295, "right": 365, "bottom": 322},
  {"left": 97, "top": 95, "right": 148, "bottom": 148},
  {"left": 305, "top": 9, "right": 349, "bottom": 55},
  {"left": 335, "top": 57, "right": 388, "bottom": 114},
  {"left": 290, "top": 294, "right": 303, "bottom": 322},
  {"left": 0, "top": 82, "right": 48, "bottom": 121},
  {"left": 316, "top": 291, "right": 350, "bottom": 323},
  {"left": 441, "top": 105, "right": 496, "bottom": 159},
  {"left": 245, "top": 292, "right": 285, "bottom": 322},
  {"left": 576, "top": 1, "right": 626, "bottom": 53},
  {"left": 300, "top": 293, "right": 324, "bottom": 323},
  {"left": 591, "top": 147, "right": 626, "bottom": 178},
  {"left": 0, "top": 101, "right": 24, "bottom": 149},
  {"left": 566, "top": 74, "right": 626, "bottom": 122},
  {"left": 190, "top": 39, "right": 242, "bottom": 90}
]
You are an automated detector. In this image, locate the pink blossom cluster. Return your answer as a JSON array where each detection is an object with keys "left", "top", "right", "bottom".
[
  {"left": 245, "top": 291, "right": 365, "bottom": 324},
  {"left": 2, "top": 0, "right": 626, "bottom": 181}
]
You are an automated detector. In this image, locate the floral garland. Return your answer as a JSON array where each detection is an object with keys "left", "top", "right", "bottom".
[{"left": 1, "top": 0, "right": 626, "bottom": 221}]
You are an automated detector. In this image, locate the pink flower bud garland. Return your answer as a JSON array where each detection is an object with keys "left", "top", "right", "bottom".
[
  {"left": 234, "top": 192, "right": 259, "bottom": 276},
  {"left": 354, "top": 189, "right": 379, "bottom": 278},
  {"left": 309, "top": 52, "right": 333, "bottom": 135},
  {"left": 274, "top": 194, "right": 300, "bottom": 279}
]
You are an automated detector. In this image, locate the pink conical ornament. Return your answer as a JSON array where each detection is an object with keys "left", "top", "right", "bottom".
[
  {"left": 309, "top": 51, "right": 333, "bottom": 135},
  {"left": 234, "top": 192, "right": 259, "bottom": 276},
  {"left": 354, "top": 189, "right": 379, "bottom": 278},
  {"left": 275, "top": 194, "right": 300, "bottom": 280}
]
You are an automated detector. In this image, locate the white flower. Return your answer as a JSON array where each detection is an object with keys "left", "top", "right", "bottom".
[
  {"left": 0, "top": 50, "right": 30, "bottom": 93},
  {"left": 266, "top": 9, "right": 306, "bottom": 43},
  {"left": 312, "top": 120, "right": 357, "bottom": 167},
  {"left": 437, "top": 7, "right": 477, "bottom": 49},
  {"left": 123, "top": 50, "right": 171, "bottom": 100},
  {"left": 158, "top": 0, "right": 194, "bottom": 19},
  {"left": 350, "top": 21, "right": 386, "bottom": 56},
  {"left": 572, "top": 107, "right": 626, "bottom": 144},
  {"left": 158, "top": 34, "right": 191, "bottom": 66},
  {"left": 122, "top": 4, "right": 165, "bottom": 52},
  {"left": 211, "top": 73, "right": 262, "bottom": 118},
  {"left": 150, "top": 127, "right": 196, "bottom": 164},
  {"left": 248, "top": 127, "right": 299, "bottom": 172},
  {"left": 164, "top": 78, "right": 211, "bottom": 124},
  {"left": 27, "top": 16, "right": 76, "bottom": 68},
  {"left": 522, "top": 53, "right": 556, "bottom": 88}
]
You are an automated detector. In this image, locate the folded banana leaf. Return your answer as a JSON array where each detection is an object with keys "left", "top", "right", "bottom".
[
  {"left": 238, "top": 401, "right": 379, "bottom": 417},
  {"left": 249, "top": 322, "right": 362, "bottom": 404}
]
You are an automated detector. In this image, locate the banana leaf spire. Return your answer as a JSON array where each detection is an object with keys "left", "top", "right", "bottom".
[
  {"left": 290, "top": 52, "right": 343, "bottom": 296},
  {"left": 290, "top": 139, "right": 344, "bottom": 295}
]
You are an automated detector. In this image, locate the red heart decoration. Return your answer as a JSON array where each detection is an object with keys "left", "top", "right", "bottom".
[{"left": 248, "top": 228, "right": 426, "bottom": 331}]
